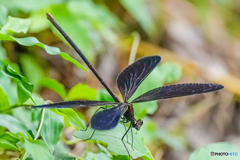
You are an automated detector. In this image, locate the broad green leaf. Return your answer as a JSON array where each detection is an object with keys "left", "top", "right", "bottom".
[
  {"left": 189, "top": 142, "right": 240, "bottom": 160},
  {"left": 12, "top": 107, "right": 36, "bottom": 135},
  {"left": 49, "top": 4, "right": 94, "bottom": 62},
  {"left": 20, "top": 54, "right": 46, "bottom": 91},
  {"left": 0, "top": 60, "right": 35, "bottom": 104},
  {"left": 29, "top": 9, "right": 50, "bottom": 33},
  {"left": 68, "top": 1, "right": 121, "bottom": 44},
  {"left": 36, "top": 108, "right": 64, "bottom": 153},
  {"left": 0, "top": 5, "right": 8, "bottom": 26},
  {"left": 0, "top": 70, "right": 18, "bottom": 105},
  {"left": 86, "top": 152, "right": 111, "bottom": 160},
  {"left": 68, "top": 83, "right": 97, "bottom": 101},
  {"left": 52, "top": 141, "right": 76, "bottom": 160},
  {"left": 157, "top": 129, "right": 186, "bottom": 150},
  {"left": 0, "top": 44, "right": 7, "bottom": 59},
  {"left": 97, "top": 142, "right": 112, "bottom": 158},
  {"left": 0, "top": 0, "right": 64, "bottom": 13},
  {"left": 74, "top": 123, "right": 149, "bottom": 159},
  {"left": 0, "top": 33, "right": 87, "bottom": 71},
  {"left": 20, "top": 133, "right": 54, "bottom": 160},
  {"left": 130, "top": 62, "right": 182, "bottom": 116},
  {"left": 97, "top": 89, "right": 115, "bottom": 102},
  {"left": 0, "top": 114, "right": 28, "bottom": 133},
  {"left": 0, "top": 16, "right": 31, "bottom": 34},
  {"left": 0, "top": 132, "right": 20, "bottom": 151},
  {"left": 0, "top": 87, "right": 10, "bottom": 109},
  {"left": 120, "top": 0, "right": 157, "bottom": 36},
  {"left": 38, "top": 78, "right": 66, "bottom": 99},
  {"left": 142, "top": 146, "right": 154, "bottom": 160},
  {"left": 53, "top": 108, "right": 86, "bottom": 130}
]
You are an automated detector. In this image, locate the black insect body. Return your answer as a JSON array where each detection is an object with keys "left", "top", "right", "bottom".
[{"left": 33, "top": 55, "right": 224, "bottom": 159}]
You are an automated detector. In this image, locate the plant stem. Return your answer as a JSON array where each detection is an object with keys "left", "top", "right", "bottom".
[
  {"left": 128, "top": 32, "right": 140, "bottom": 65},
  {"left": 46, "top": 13, "right": 120, "bottom": 103},
  {"left": 22, "top": 108, "right": 46, "bottom": 160}
]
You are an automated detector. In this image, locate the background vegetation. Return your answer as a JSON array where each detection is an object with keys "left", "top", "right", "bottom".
[{"left": 0, "top": 0, "right": 240, "bottom": 160}]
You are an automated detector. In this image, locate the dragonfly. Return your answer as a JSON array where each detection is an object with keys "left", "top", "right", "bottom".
[{"left": 33, "top": 55, "right": 224, "bottom": 159}]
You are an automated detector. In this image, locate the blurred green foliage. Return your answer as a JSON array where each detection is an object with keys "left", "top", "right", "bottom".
[{"left": 0, "top": 0, "right": 236, "bottom": 160}]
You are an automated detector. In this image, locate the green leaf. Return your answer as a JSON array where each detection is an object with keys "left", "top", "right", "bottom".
[
  {"left": 0, "top": 16, "right": 31, "bottom": 34},
  {"left": 0, "top": 5, "right": 8, "bottom": 27},
  {"left": 0, "top": 60, "right": 35, "bottom": 104},
  {"left": 0, "top": 33, "right": 87, "bottom": 71},
  {"left": 120, "top": 0, "right": 157, "bottom": 36},
  {"left": 157, "top": 129, "right": 186, "bottom": 150},
  {"left": 20, "top": 54, "right": 46, "bottom": 91},
  {"left": 86, "top": 152, "right": 112, "bottom": 160},
  {"left": 0, "top": 114, "right": 28, "bottom": 133},
  {"left": 38, "top": 78, "right": 66, "bottom": 99},
  {"left": 74, "top": 123, "right": 149, "bottom": 159},
  {"left": 12, "top": 107, "right": 36, "bottom": 135},
  {"left": 0, "top": 132, "right": 20, "bottom": 151},
  {"left": 189, "top": 142, "right": 240, "bottom": 160},
  {"left": 0, "top": 70, "right": 18, "bottom": 105},
  {"left": 36, "top": 108, "right": 64, "bottom": 153},
  {"left": 0, "top": 87, "right": 10, "bottom": 109},
  {"left": 53, "top": 108, "right": 86, "bottom": 130},
  {"left": 20, "top": 132, "right": 54, "bottom": 160},
  {"left": 49, "top": 4, "right": 94, "bottom": 62},
  {"left": 67, "top": 1, "right": 121, "bottom": 44},
  {"left": 0, "top": 0, "right": 64, "bottom": 13},
  {"left": 0, "top": 44, "right": 7, "bottom": 59},
  {"left": 67, "top": 83, "right": 97, "bottom": 101},
  {"left": 52, "top": 141, "right": 76, "bottom": 160},
  {"left": 97, "top": 89, "right": 115, "bottom": 102}
]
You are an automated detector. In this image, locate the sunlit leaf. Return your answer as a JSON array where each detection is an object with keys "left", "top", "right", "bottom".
[
  {"left": 0, "top": 33, "right": 87, "bottom": 71},
  {"left": 0, "top": 0, "right": 64, "bottom": 13},
  {"left": 20, "top": 132, "right": 54, "bottom": 160},
  {"left": 0, "top": 70, "right": 17, "bottom": 105},
  {"left": 0, "top": 132, "right": 20, "bottom": 151},
  {"left": 32, "top": 108, "right": 64, "bottom": 153},
  {"left": 74, "top": 123, "right": 149, "bottom": 159},
  {"left": 189, "top": 142, "right": 240, "bottom": 160},
  {"left": 120, "top": 0, "right": 157, "bottom": 36},
  {"left": 0, "top": 5, "right": 8, "bottom": 27},
  {"left": 0, "top": 114, "right": 28, "bottom": 133},
  {"left": 53, "top": 108, "right": 86, "bottom": 130},
  {"left": 20, "top": 54, "right": 46, "bottom": 91},
  {"left": 97, "top": 89, "right": 115, "bottom": 102},
  {"left": 0, "top": 60, "right": 35, "bottom": 104},
  {"left": 12, "top": 107, "right": 36, "bottom": 135},
  {"left": 86, "top": 152, "right": 111, "bottom": 160},
  {"left": 38, "top": 78, "right": 66, "bottom": 99},
  {"left": 68, "top": 83, "right": 97, "bottom": 101},
  {"left": 0, "top": 87, "right": 10, "bottom": 109},
  {"left": 0, "top": 16, "right": 31, "bottom": 34},
  {"left": 49, "top": 4, "right": 94, "bottom": 61}
]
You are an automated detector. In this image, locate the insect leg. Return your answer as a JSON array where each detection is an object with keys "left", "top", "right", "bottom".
[
  {"left": 121, "top": 123, "right": 132, "bottom": 160},
  {"left": 130, "top": 127, "right": 134, "bottom": 151},
  {"left": 123, "top": 123, "right": 128, "bottom": 143}
]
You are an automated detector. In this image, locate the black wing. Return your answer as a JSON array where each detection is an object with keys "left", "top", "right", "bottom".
[
  {"left": 131, "top": 83, "right": 224, "bottom": 103},
  {"left": 117, "top": 56, "right": 161, "bottom": 102},
  {"left": 91, "top": 104, "right": 127, "bottom": 130},
  {"left": 32, "top": 101, "right": 119, "bottom": 108}
]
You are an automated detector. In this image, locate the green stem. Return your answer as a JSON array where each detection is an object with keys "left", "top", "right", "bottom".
[
  {"left": 128, "top": 32, "right": 140, "bottom": 65},
  {"left": 22, "top": 108, "right": 45, "bottom": 160}
]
